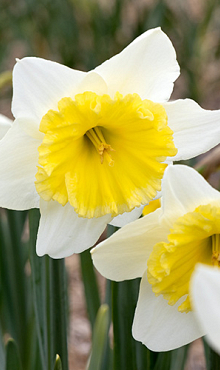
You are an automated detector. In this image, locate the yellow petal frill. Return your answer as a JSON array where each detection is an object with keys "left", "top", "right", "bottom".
[
  {"left": 35, "top": 91, "right": 177, "bottom": 218},
  {"left": 147, "top": 204, "right": 220, "bottom": 313},
  {"left": 142, "top": 198, "right": 161, "bottom": 216}
]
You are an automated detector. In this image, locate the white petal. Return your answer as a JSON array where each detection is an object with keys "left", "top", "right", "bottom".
[
  {"left": 12, "top": 57, "right": 86, "bottom": 123},
  {"left": 191, "top": 264, "right": 220, "bottom": 354},
  {"left": 109, "top": 206, "right": 144, "bottom": 227},
  {"left": 161, "top": 165, "right": 220, "bottom": 227},
  {"left": 94, "top": 28, "right": 180, "bottom": 101},
  {"left": 37, "top": 200, "right": 112, "bottom": 258},
  {"left": 0, "top": 114, "right": 12, "bottom": 139},
  {"left": 164, "top": 99, "right": 220, "bottom": 161},
  {"left": 16, "top": 117, "right": 44, "bottom": 140},
  {"left": 92, "top": 208, "right": 169, "bottom": 281},
  {"left": 132, "top": 270, "right": 204, "bottom": 351},
  {"left": 0, "top": 120, "right": 40, "bottom": 210},
  {"left": 76, "top": 71, "right": 108, "bottom": 95}
]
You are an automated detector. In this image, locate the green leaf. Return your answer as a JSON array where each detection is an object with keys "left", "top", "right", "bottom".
[
  {"left": 112, "top": 279, "right": 152, "bottom": 370},
  {"left": 100, "top": 279, "right": 113, "bottom": 370},
  {"left": 80, "top": 249, "right": 101, "bottom": 328},
  {"left": 153, "top": 352, "right": 172, "bottom": 370},
  {"left": 153, "top": 345, "right": 189, "bottom": 370},
  {"left": 29, "top": 209, "right": 69, "bottom": 370},
  {"left": 29, "top": 209, "right": 46, "bottom": 368},
  {"left": 135, "top": 341, "right": 157, "bottom": 370},
  {"left": 0, "top": 210, "right": 32, "bottom": 368},
  {"left": 203, "top": 339, "right": 211, "bottom": 370},
  {"left": 0, "top": 325, "right": 5, "bottom": 369},
  {"left": 6, "top": 338, "right": 23, "bottom": 370},
  {"left": 203, "top": 339, "right": 220, "bottom": 370},
  {"left": 170, "top": 345, "right": 189, "bottom": 370},
  {"left": 112, "top": 280, "right": 136, "bottom": 370},
  {"left": 87, "top": 304, "right": 110, "bottom": 370},
  {"left": 24, "top": 322, "right": 44, "bottom": 370},
  {"left": 49, "top": 258, "right": 69, "bottom": 370}
]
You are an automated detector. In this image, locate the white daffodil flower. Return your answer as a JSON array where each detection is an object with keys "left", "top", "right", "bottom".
[
  {"left": 191, "top": 264, "right": 220, "bottom": 354},
  {"left": 92, "top": 165, "right": 220, "bottom": 351},
  {"left": 0, "top": 114, "right": 12, "bottom": 139},
  {"left": 2, "top": 27, "right": 220, "bottom": 258}
]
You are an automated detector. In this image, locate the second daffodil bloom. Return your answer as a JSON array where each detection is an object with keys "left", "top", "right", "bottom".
[
  {"left": 191, "top": 264, "right": 220, "bottom": 355},
  {"left": 2, "top": 28, "right": 220, "bottom": 258},
  {"left": 0, "top": 114, "right": 12, "bottom": 139},
  {"left": 92, "top": 165, "right": 220, "bottom": 351}
]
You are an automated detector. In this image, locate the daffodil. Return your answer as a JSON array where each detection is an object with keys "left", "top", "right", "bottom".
[
  {"left": 92, "top": 165, "right": 220, "bottom": 351},
  {"left": 2, "top": 28, "right": 220, "bottom": 258},
  {"left": 142, "top": 198, "right": 161, "bottom": 216},
  {"left": 0, "top": 114, "right": 12, "bottom": 139},
  {"left": 191, "top": 264, "right": 220, "bottom": 354}
]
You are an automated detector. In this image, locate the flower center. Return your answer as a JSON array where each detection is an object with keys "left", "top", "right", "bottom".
[
  {"left": 147, "top": 204, "right": 220, "bottom": 313},
  {"left": 85, "top": 126, "right": 115, "bottom": 166},
  {"left": 35, "top": 91, "right": 177, "bottom": 218}
]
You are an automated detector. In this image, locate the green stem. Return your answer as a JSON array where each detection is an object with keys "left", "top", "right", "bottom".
[
  {"left": 80, "top": 249, "right": 101, "bottom": 328},
  {"left": 112, "top": 279, "right": 140, "bottom": 370},
  {"left": 100, "top": 279, "right": 112, "bottom": 370},
  {"left": 45, "top": 256, "right": 52, "bottom": 369},
  {"left": 29, "top": 209, "right": 69, "bottom": 370},
  {"left": 49, "top": 258, "right": 69, "bottom": 370},
  {"left": 29, "top": 209, "right": 46, "bottom": 368},
  {"left": 0, "top": 210, "right": 29, "bottom": 367},
  {"left": 112, "top": 278, "right": 157, "bottom": 370},
  {"left": 203, "top": 338, "right": 220, "bottom": 370},
  {"left": 209, "top": 347, "right": 220, "bottom": 370}
]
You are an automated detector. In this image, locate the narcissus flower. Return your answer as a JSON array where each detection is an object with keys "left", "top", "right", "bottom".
[
  {"left": 2, "top": 28, "right": 220, "bottom": 258},
  {"left": 0, "top": 114, "right": 12, "bottom": 139},
  {"left": 92, "top": 165, "right": 220, "bottom": 351},
  {"left": 142, "top": 198, "right": 161, "bottom": 216},
  {"left": 191, "top": 264, "right": 220, "bottom": 354}
]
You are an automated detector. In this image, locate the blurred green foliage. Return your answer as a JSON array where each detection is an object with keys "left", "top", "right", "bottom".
[
  {"left": 0, "top": 0, "right": 220, "bottom": 369},
  {"left": 1, "top": 0, "right": 220, "bottom": 103}
]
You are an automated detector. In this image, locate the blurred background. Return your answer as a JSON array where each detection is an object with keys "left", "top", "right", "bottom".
[
  {"left": 1, "top": 0, "right": 220, "bottom": 115},
  {"left": 0, "top": 0, "right": 220, "bottom": 369}
]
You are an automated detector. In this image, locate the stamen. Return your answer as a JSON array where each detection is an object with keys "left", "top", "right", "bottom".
[
  {"left": 94, "top": 127, "right": 106, "bottom": 143},
  {"left": 103, "top": 150, "right": 114, "bottom": 167},
  {"left": 86, "top": 130, "right": 100, "bottom": 147},
  {"left": 212, "top": 234, "right": 220, "bottom": 266},
  {"left": 86, "top": 127, "right": 115, "bottom": 166}
]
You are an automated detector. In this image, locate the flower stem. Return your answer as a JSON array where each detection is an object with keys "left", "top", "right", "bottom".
[
  {"left": 112, "top": 279, "right": 152, "bottom": 370},
  {"left": 29, "top": 209, "right": 68, "bottom": 370},
  {"left": 210, "top": 350, "right": 220, "bottom": 370},
  {"left": 203, "top": 338, "right": 220, "bottom": 370},
  {"left": 80, "top": 249, "right": 101, "bottom": 329}
]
